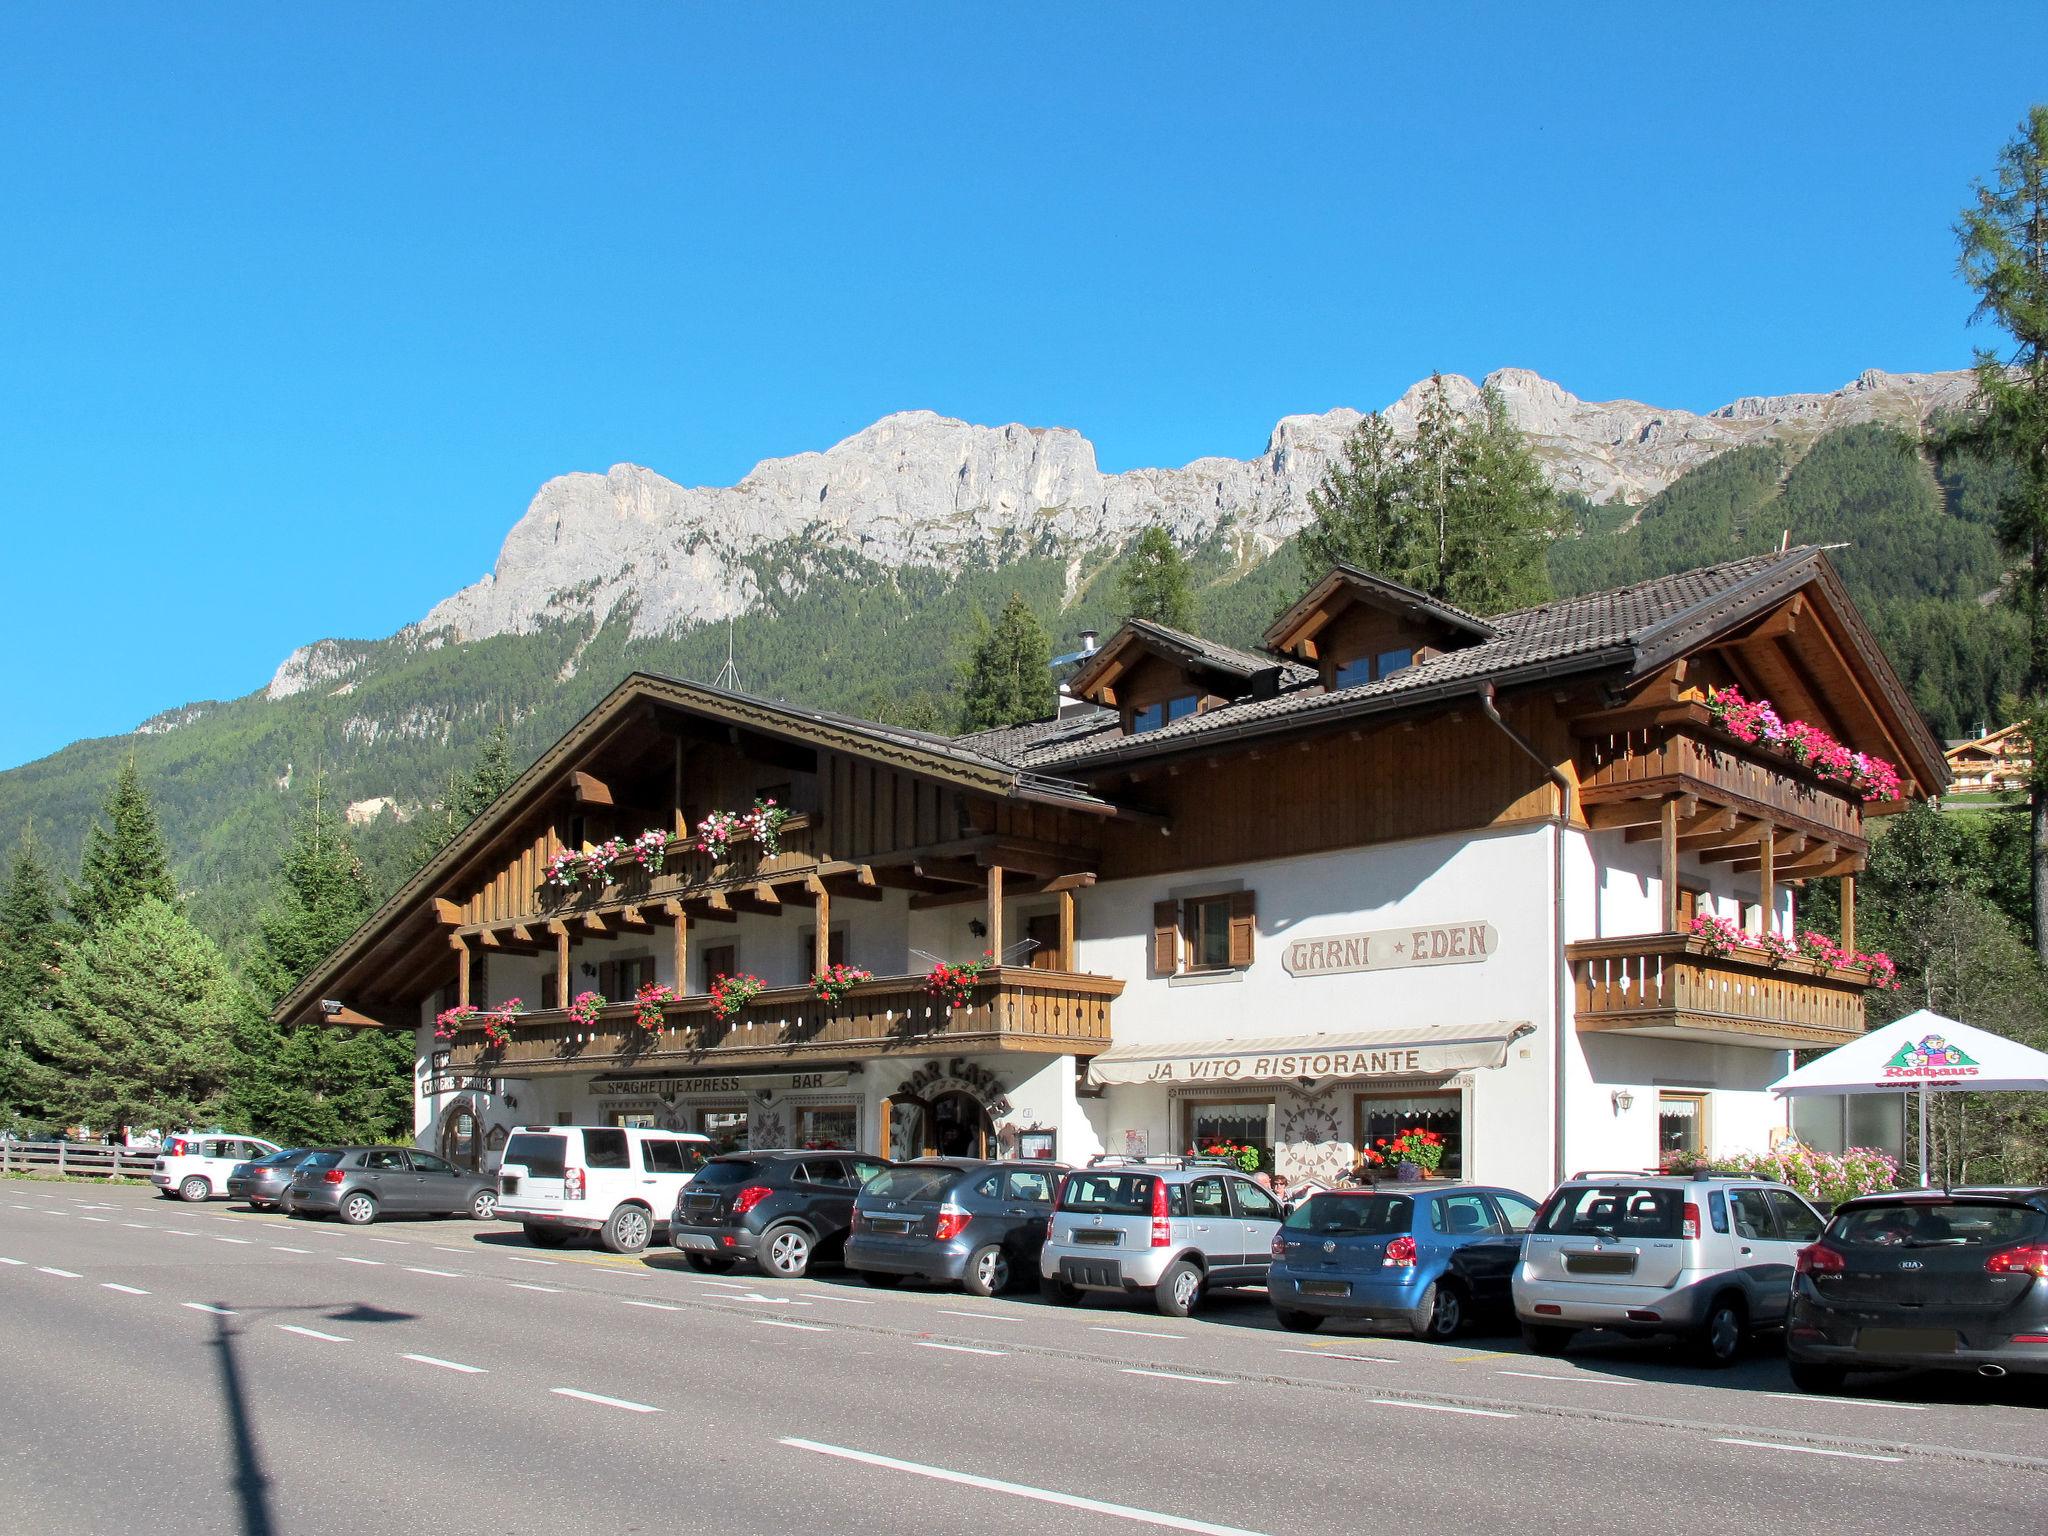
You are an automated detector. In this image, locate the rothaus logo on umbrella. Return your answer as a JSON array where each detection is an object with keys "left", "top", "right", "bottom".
[{"left": 1880, "top": 1033, "right": 1980, "bottom": 1082}]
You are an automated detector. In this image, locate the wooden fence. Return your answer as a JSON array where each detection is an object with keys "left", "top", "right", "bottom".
[{"left": 0, "top": 1142, "right": 158, "bottom": 1180}]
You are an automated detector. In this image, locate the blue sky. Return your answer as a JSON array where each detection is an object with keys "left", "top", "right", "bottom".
[{"left": 1, "top": 5, "right": 2042, "bottom": 771}]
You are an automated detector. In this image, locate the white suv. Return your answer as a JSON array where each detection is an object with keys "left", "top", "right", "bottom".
[
  {"left": 151, "top": 1134, "right": 281, "bottom": 1203},
  {"left": 1513, "top": 1171, "right": 1827, "bottom": 1366},
  {"left": 497, "top": 1125, "right": 712, "bottom": 1253}
]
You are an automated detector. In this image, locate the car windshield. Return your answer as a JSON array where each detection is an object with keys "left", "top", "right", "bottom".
[
  {"left": 862, "top": 1167, "right": 962, "bottom": 1204},
  {"left": 298, "top": 1151, "right": 341, "bottom": 1171},
  {"left": 1058, "top": 1172, "right": 1154, "bottom": 1215},
  {"left": 690, "top": 1158, "right": 767, "bottom": 1188},
  {"left": 1284, "top": 1193, "right": 1412, "bottom": 1235},
  {"left": 1828, "top": 1200, "right": 2047, "bottom": 1248},
  {"left": 503, "top": 1134, "right": 567, "bottom": 1179},
  {"left": 1537, "top": 1186, "right": 1684, "bottom": 1239}
]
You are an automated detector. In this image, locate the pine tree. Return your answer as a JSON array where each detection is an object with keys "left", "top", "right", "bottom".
[
  {"left": 407, "top": 722, "right": 519, "bottom": 873},
  {"left": 0, "top": 828, "right": 65, "bottom": 1124},
  {"left": 246, "top": 771, "right": 377, "bottom": 1007},
  {"left": 1300, "top": 412, "right": 1418, "bottom": 578},
  {"left": 28, "top": 899, "right": 245, "bottom": 1137},
  {"left": 67, "top": 760, "right": 178, "bottom": 928},
  {"left": 1118, "top": 527, "right": 1196, "bottom": 629},
  {"left": 1446, "top": 387, "right": 1569, "bottom": 614},
  {"left": 959, "top": 594, "right": 1056, "bottom": 732},
  {"left": 1934, "top": 106, "right": 2048, "bottom": 963}
]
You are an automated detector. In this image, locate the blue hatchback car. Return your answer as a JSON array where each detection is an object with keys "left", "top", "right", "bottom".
[{"left": 1268, "top": 1184, "right": 1542, "bottom": 1340}]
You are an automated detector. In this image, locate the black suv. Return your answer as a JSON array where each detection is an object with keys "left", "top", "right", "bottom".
[
  {"left": 670, "top": 1150, "right": 893, "bottom": 1279},
  {"left": 844, "top": 1158, "right": 1067, "bottom": 1296}
]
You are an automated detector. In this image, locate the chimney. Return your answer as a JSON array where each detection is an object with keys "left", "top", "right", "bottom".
[{"left": 1079, "top": 629, "right": 1098, "bottom": 655}]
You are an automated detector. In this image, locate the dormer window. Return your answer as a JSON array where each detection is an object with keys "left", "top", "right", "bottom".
[
  {"left": 1132, "top": 694, "right": 1200, "bottom": 733},
  {"left": 1265, "top": 566, "right": 1497, "bottom": 695},
  {"left": 1332, "top": 648, "right": 1415, "bottom": 690},
  {"left": 1065, "top": 617, "right": 1287, "bottom": 738}
]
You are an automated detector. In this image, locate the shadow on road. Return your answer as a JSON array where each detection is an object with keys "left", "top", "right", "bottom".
[{"left": 205, "top": 1308, "right": 277, "bottom": 1536}]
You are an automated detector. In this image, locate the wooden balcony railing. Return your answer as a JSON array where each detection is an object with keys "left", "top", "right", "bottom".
[
  {"left": 444, "top": 967, "right": 1122, "bottom": 1077},
  {"left": 1569, "top": 933, "right": 1868, "bottom": 1049}
]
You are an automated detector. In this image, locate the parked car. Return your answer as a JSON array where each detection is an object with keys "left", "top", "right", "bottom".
[
  {"left": 496, "top": 1125, "right": 713, "bottom": 1253},
  {"left": 1785, "top": 1185, "right": 2048, "bottom": 1393},
  {"left": 1039, "top": 1156, "right": 1286, "bottom": 1318},
  {"left": 845, "top": 1158, "right": 1067, "bottom": 1295},
  {"left": 151, "top": 1134, "right": 281, "bottom": 1203},
  {"left": 226, "top": 1147, "right": 322, "bottom": 1210},
  {"left": 1268, "top": 1183, "right": 1541, "bottom": 1339},
  {"left": 285, "top": 1146, "right": 499, "bottom": 1226},
  {"left": 669, "top": 1150, "right": 893, "bottom": 1279},
  {"left": 1513, "top": 1171, "right": 1827, "bottom": 1365}
]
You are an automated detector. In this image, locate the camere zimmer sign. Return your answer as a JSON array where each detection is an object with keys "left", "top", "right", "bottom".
[{"left": 1282, "top": 921, "right": 1498, "bottom": 979}]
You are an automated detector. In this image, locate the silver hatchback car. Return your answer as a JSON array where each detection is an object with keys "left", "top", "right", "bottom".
[{"left": 1039, "top": 1156, "right": 1285, "bottom": 1318}]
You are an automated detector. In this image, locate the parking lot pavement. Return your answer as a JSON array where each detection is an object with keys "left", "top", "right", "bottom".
[{"left": 4, "top": 1182, "right": 2044, "bottom": 1535}]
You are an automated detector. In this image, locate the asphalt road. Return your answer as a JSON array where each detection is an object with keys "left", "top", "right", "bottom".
[{"left": 2, "top": 1181, "right": 2043, "bottom": 1536}]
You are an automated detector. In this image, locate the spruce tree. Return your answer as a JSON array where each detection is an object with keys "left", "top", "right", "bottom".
[
  {"left": 1301, "top": 412, "right": 1421, "bottom": 580},
  {"left": 407, "top": 722, "right": 519, "bottom": 873},
  {"left": 67, "top": 760, "right": 179, "bottom": 928},
  {"left": 1935, "top": 106, "right": 2048, "bottom": 962},
  {"left": 0, "top": 828, "right": 65, "bottom": 1124},
  {"left": 1119, "top": 527, "right": 1197, "bottom": 629},
  {"left": 959, "top": 594, "right": 1056, "bottom": 732}
]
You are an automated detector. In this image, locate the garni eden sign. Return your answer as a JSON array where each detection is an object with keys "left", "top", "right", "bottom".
[{"left": 1282, "top": 922, "right": 1499, "bottom": 979}]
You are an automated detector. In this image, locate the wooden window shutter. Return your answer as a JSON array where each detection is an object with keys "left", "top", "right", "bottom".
[
  {"left": 1227, "top": 890, "right": 1257, "bottom": 969},
  {"left": 597, "top": 960, "right": 616, "bottom": 998},
  {"left": 1152, "top": 900, "right": 1180, "bottom": 975}
]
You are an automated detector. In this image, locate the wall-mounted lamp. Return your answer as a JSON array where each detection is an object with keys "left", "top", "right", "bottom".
[
  {"left": 581, "top": 963, "right": 598, "bottom": 979},
  {"left": 1611, "top": 1089, "right": 1635, "bottom": 1115},
  {"left": 319, "top": 999, "right": 343, "bottom": 1017},
  {"left": 968, "top": 919, "right": 988, "bottom": 939}
]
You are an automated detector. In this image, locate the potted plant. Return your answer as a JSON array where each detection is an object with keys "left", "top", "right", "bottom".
[
  {"left": 433, "top": 1003, "right": 477, "bottom": 1042},
  {"left": 1361, "top": 1126, "right": 1446, "bottom": 1182},
  {"left": 924, "top": 951, "right": 994, "bottom": 1010},
  {"left": 633, "top": 981, "right": 675, "bottom": 1033},
  {"left": 811, "top": 962, "right": 874, "bottom": 1008},
  {"left": 708, "top": 972, "right": 766, "bottom": 1021},
  {"left": 566, "top": 990, "right": 606, "bottom": 1029},
  {"left": 1198, "top": 1140, "right": 1263, "bottom": 1174},
  {"left": 478, "top": 998, "right": 523, "bottom": 1050}
]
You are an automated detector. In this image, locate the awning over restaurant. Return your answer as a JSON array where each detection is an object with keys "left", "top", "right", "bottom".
[{"left": 1084, "top": 1023, "right": 1534, "bottom": 1088}]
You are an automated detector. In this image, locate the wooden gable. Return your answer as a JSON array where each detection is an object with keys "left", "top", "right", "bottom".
[{"left": 1264, "top": 565, "right": 1496, "bottom": 690}]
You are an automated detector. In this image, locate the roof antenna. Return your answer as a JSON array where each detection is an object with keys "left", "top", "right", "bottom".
[{"left": 713, "top": 617, "right": 740, "bottom": 693}]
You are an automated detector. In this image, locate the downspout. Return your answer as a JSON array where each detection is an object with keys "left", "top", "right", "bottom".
[{"left": 1478, "top": 683, "right": 1575, "bottom": 1186}]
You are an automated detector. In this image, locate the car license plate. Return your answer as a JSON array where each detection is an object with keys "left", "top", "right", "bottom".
[
  {"left": 499, "top": 1176, "right": 519, "bottom": 1194},
  {"left": 1856, "top": 1327, "right": 1957, "bottom": 1355},
  {"left": 869, "top": 1218, "right": 910, "bottom": 1234},
  {"left": 1563, "top": 1252, "right": 1636, "bottom": 1276},
  {"left": 1074, "top": 1230, "right": 1121, "bottom": 1246},
  {"left": 1299, "top": 1280, "right": 1351, "bottom": 1298},
  {"left": 675, "top": 1233, "right": 716, "bottom": 1251}
]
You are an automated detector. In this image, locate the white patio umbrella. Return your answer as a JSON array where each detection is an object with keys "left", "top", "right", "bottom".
[{"left": 1770, "top": 1008, "right": 2048, "bottom": 1186}]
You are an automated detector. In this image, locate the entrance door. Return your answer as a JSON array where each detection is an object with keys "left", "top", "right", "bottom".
[
  {"left": 439, "top": 1101, "right": 484, "bottom": 1173},
  {"left": 929, "top": 1091, "right": 990, "bottom": 1158}
]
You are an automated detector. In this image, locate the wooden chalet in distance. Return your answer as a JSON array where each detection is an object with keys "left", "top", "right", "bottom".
[{"left": 279, "top": 548, "right": 1946, "bottom": 1191}]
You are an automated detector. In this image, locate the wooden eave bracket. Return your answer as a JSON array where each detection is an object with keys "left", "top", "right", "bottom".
[{"left": 570, "top": 770, "right": 614, "bottom": 807}]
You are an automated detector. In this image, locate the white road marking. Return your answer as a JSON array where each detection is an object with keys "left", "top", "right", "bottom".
[
  {"left": 1093, "top": 1326, "right": 1184, "bottom": 1340},
  {"left": 939, "top": 1309, "right": 1024, "bottom": 1323},
  {"left": 36, "top": 1267, "right": 82, "bottom": 1278},
  {"left": 618, "top": 1299, "right": 681, "bottom": 1311},
  {"left": 506, "top": 1256, "right": 558, "bottom": 1266},
  {"left": 1120, "top": 1368, "right": 1229, "bottom": 1385},
  {"left": 403, "top": 1353, "right": 486, "bottom": 1374},
  {"left": 218, "top": 1237, "right": 254, "bottom": 1245},
  {"left": 182, "top": 1303, "right": 235, "bottom": 1315},
  {"left": 367, "top": 1238, "right": 406, "bottom": 1246},
  {"left": 40, "top": 1209, "right": 66, "bottom": 1216},
  {"left": 405, "top": 1267, "right": 461, "bottom": 1278},
  {"left": 102, "top": 1284, "right": 151, "bottom": 1295},
  {"left": 1279, "top": 1348, "right": 1398, "bottom": 1364},
  {"left": 551, "top": 1387, "right": 661, "bottom": 1414},
  {"left": 164, "top": 1230, "right": 195, "bottom": 1237},
  {"left": 338, "top": 1256, "right": 382, "bottom": 1266},
  {"left": 79, "top": 1216, "right": 107, "bottom": 1223},
  {"left": 916, "top": 1341, "right": 1006, "bottom": 1357},
  {"left": 431, "top": 1246, "right": 467, "bottom": 1254},
  {"left": 1761, "top": 1392, "right": 1926, "bottom": 1412},
  {"left": 756, "top": 1318, "right": 830, "bottom": 1332},
  {"left": 508, "top": 1283, "right": 561, "bottom": 1293},
  {"left": 1714, "top": 1437, "right": 1901, "bottom": 1463},
  {"left": 1371, "top": 1399, "right": 1515, "bottom": 1419},
  {"left": 802, "top": 1291, "right": 876, "bottom": 1304},
  {"left": 1494, "top": 1369, "right": 1631, "bottom": 1385},
  {"left": 278, "top": 1324, "right": 351, "bottom": 1343},
  {"left": 781, "top": 1438, "right": 1268, "bottom": 1535},
  {"left": 271, "top": 1247, "right": 312, "bottom": 1255},
  {"left": 727, "top": 1292, "right": 811, "bottom": 1306},
  {"left": 122, "top": 1222, "right": 151, "bottom": 1229},
  {"left": 0, "top": 1257, "right": 24, "bottom": 1266}
]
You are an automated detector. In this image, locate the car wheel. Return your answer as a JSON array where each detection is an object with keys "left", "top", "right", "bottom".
[
  {"left": 1788, "top": 1361, "right": 1847, "bottom": 1395},
  {"left": 523, "top": 1223, "right": 571, "bottom": 1248},
  {"left": 1040, "top": 1274, "right": 1084, "bottom": 1306},
  {"left": 856, "top": 1269, "right": 903, "bottom": 1288},
  {"left": 601, "top": 1204, "right": 653, "bottom": 1255},
  {"left": 1522, "top": 1323, "right": 1574, "bottom": 1356},
  {"left": 337, "top": 1191, "right": 378, "bottom": 1226},
  {"left": 178, "top": 1176, "right": 211, "bottom": 1203},
  {"left": 760, "top": 1223, "right": 813, "bottom": 1279},
  {"left": 1155, "top": 1259, "right": 1204, "bottom": 1319},
  {"left": 684, "top": 1253, "right": 736, "bottom": 1274},
  {"left": 1690, "top": 1296, "right": 1747, "bottom": 1368},
  {"left": 961, "top": 1244, "right": 1010, "bottom": 1298},
  {"left": 1412, "top": 1281, "right": 1466, "bottom": 1342},
  {"left": 469, "top": 1189, "right": 498, "bottom": 1222},
  {"left": 1274, "top": 1308, "right": 1324, "bottom": 1333}
]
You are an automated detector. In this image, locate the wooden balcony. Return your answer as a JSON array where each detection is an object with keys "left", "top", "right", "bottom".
[
  {"left": 1569, "top": 933, "right": 1868, "bottom": 1050},
  {"left": 443, "top": 967, "right": 1123, "bottom": 1077}
]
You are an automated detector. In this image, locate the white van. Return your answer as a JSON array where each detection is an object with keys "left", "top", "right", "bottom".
[
  {"left": 151, "top": 1134, "right": 281, "bottom": 1202},
  {"left": 496, "top": 1125, "right": 711, "bottom": 1253}
]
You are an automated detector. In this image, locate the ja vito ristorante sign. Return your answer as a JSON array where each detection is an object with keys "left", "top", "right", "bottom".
[{"left": 1283, "top": 921, "right": 1498, "bottom": 979}]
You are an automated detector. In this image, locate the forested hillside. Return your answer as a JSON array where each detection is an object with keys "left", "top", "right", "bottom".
[{"left": 0, "top": 420, "right": 2019, "bottom": 955}]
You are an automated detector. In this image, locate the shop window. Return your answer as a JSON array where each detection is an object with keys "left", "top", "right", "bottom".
[
  {"left": 1658, "top": 1092, "right": 1707, "bottom": 1160},
  {"left": 1154, "top": 890, "right": 1256, "bottom": 975},
  {"left": 607, "top": 1112, "right": 657, "bottom": 1129},
  {"left": 699, "top": 944, "right": 737, "bottom": 994},
  {"left": 797, "top": 1104, "right": 857, "bottom": 1150},
  {"left": 698, "top": 1107, "right": 747, "bottom": 1153},
  {"left": 1355, "top": 1091, "right": 1463, "bottom": 1181},
  {"left": 1186, "top": 1100, "right": 1274, "bottom": 1170},
  {"left": 1131, "top": 694, "right": 1199, "bottom": 734}
]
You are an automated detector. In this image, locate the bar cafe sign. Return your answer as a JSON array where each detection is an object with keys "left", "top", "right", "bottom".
[{"left": 1283, "top": 921, "right": 1498, "bottom": 980}]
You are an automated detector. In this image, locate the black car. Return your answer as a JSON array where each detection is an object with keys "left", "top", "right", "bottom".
[
  {"left": 1786, "top": 1186, "right": 2048, "bottom": 1392},
  {"left": 844, "top": 1158, "right": 1067, "bottom": 1296},
  {"left": 285, "top": 1146, "right": 500, "bottom": 1226},
  {"left": 669, "top": 1150, "right": 893, "bottom": 1279}
]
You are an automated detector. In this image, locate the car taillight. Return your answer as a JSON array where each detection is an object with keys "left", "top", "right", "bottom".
[
  {"left": 166, "top": 1138, "right": 187, "bottom": 1157},
  {"left": 933, "top": 1207, "right": 970, "bottom": 1242},
  {"left": 1271, "top": 1231, "right": 1287, "bottom": 1258},
  {"left": 848, "top": 1205, "right": 863, "bottom": 1233},
  {"left": 1150, "top": 1178, "right": 1171, "bottom": 1248},
  {"left": 564, "top": 1167, "right": 585, "bottom": 1201},
  {"left": 732, "top": 1185, "right": 772, "bottom": 1217},
  {"left": 322, "top": 1169, "right": 345, "bottom": 1184},
  {"left": 1986, "top": 1242, "right": 2048, "bottom": 1278},
  {"left": 1383, "top": 1235, "right": 1417, "bottom": 1268},
  {"left": 1048, "top": 1175, "right": 1068, "bottom": 1242},
  {"left": 1796, "top": 1242, "right": 1846, "bottom": 1275},
  {"left": 1681, "top": 1202, "right": 1700, "bottom": 1240}
]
